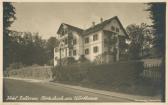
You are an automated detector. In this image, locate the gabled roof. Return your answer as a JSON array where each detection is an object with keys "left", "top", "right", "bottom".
[
  {"left": 82, "top": 16, "right": 128, "bottom": 38},
  {"left": 57, "top": 16, "right": 128, "bottom": 38},
  {"left": 57, "top": 23, "right": 83, "bottom": 34}
]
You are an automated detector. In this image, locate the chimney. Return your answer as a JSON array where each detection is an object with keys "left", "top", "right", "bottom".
[
  {"left": 92, "top": 21, "right": 95, "bottom": 27},
  {"left": 100, "top": 17, "right": 103, "bottom": 23}
]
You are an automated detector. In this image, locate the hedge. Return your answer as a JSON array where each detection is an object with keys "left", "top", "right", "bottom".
[{"left": 52, "top": 61, "right": 144, "bottom": 85}]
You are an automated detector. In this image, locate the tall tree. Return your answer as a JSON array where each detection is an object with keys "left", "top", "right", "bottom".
[
  {"left": 146, "top": 3, "right": 166, "bottom": 56},
  {"left": 3, "top": 2, "right": 16, "bottom": 69},
  {"left": 126, "top": 23, "right": 153, "bottom": 59},
  {"left": 46, "top": 37, "right": 59, "bottom": 65},
  {"left": 146, "top": 3, "right": 166, "bottom": 102}
]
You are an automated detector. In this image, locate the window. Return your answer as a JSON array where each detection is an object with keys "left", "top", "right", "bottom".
[
  {"left": 55, "top": 57, "right": 57, "bottom": 60},
  {"left": 93, "top": 46, "right": 99, "bottom": 53},
  {"left": 85, "top": 37, "right": 89, "bottom": 44},
  {"left": 73, "top": 50, "right": 76, "bottom": 56},
  {"left": 116, "top": 28, "right": 119, "bottom": 32},
  {"left": 73, "top": 39, "right": 77, "bottom": 45},
  {"left": 111, "top": 26, "right": 115, "bottom": 31},
  {"left": 85, "top": 48, "right": 89, "bottom": 55},
  {"left": 63, "top": 29, "right": 68, "bottom": 35},
  {"left": 55, "top": 48, "right": 58, "bottom": 52},
  {"left": 65, "top": 38, "right": 68, "bottom": 45},
  {"left": 93, "top": 34, "right": 98, "bottom": 41},
  {"left": 69, "top": 50, "right": 72, "bottom": 56}
]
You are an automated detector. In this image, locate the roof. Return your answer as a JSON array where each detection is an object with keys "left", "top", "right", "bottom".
[
  {"left": 57, "top": 23, "right": 83, "bottom": 34},
  {"left": 82, "top": 16, "right": 117, "bottom": 35},
  {"left": 83, "top": 16, "right": 128, "bottom": 38},
  {"left": 57, "top": 16, "right": 128, "bottom": 38}
]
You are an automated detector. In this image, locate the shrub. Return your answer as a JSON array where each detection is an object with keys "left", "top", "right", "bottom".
[
  {"left": 7, "top": 62, "right": 25, "bottom": 70},
  {"left": 52, "top": 61, "right": 144, "bottom": 85},
  {"left": 87, "top": 61, "right": 143, "bottom": 85},
  {"left": 78, "top": 55, "right": 90, "bottom": 63},
  {"left": 57, "top": 57, "right": 76, "bottom": 65}
]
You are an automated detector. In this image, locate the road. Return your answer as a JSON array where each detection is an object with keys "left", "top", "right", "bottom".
[{"left": 3, "top": 78, "right": 131, "bottom": 102}]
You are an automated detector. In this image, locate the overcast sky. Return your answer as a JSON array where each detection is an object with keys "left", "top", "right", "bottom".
[{"left": 10, "top": 2, "right": 152, "bottom": 39}]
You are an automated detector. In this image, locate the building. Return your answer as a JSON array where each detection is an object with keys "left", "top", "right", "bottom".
[{"left": 54, "top": 16, "right": 128, "bottom": 66}]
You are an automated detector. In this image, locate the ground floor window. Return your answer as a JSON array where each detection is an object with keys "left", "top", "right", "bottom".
[
  {"left": 85, "top": 48, "right": 89, "bottom": 55},
  {"left": 93, "top": 46, "right": 99, "bottom": 53},
  {"left": 73, "top": 50, "right": 77, "bottom": 56}
]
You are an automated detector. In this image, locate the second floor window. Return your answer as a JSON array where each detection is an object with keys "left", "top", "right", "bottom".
[
  {"left": 73, "top": 50, "right": 76, "bottom": 56},
  {"left": 85, "top": 37, "right": 89, "bottom": 44},
  {"left": 73, "top": 39, "right": 77, "bottom": 45},
  {"left": 85, "top": 48, "right": 89, "bottom": 55},
  {"left": 65, "top": 38, "right": 68, "bottom": 45},
  {"left": 93, "top": 34, "right": 98, "bottom": 41},
  {"left": 93, "top": 46, "right": 99, "bottom": 53}
]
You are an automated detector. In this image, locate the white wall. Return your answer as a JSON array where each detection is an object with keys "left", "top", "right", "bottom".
[
  {"left": 54, "top": 31, "right": 82, "bottom": 66},
  {"left": 103, "top": 19, "right": 125, "bottom": 36},
  {"left": 83, "top": 31, "right": 103, "bottom": 61}
]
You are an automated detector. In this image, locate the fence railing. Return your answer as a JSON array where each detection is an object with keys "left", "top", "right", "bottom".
[{"left": 141, "top": 64, "right": 161, "bottom": 80}]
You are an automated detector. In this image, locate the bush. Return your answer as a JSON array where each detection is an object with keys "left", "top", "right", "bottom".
[
  {"left": 57, "top": 57, "right": 76, "bottom": 65},
  {"left": 78, "top": 55, "right": 90, "bottom": 63},
  {"left": 52, "top": 61, "right": 144, "bottom": 85},
  {"left": 7, "top": 62, "right": 25, "bottom": 70},
  {"left": 87, "top": 61, "right": 143, "bottom": 85}
]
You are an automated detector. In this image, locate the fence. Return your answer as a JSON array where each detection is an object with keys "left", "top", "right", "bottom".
[{"left": 141, "top": 64, "right": 161, "bottom": 81}]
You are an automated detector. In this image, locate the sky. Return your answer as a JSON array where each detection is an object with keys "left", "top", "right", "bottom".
[{"left": 10, "top": 2, "right": 153, "bottom": 39}]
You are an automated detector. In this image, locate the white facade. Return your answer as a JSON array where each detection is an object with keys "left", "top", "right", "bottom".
[{"left": 54, "top": 16, "right": 128, "bottom": 66}]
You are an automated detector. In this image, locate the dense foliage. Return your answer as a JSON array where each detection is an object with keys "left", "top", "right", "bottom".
[
  {"left": 3, "top": 2, "right": 16, "bottom": 70},
  {"left": 126, "top": 23, "right": 154, "bottom": 59},
  {"left": 146, "top": 3, "right": 166, "bottom": 55},
  {"left": 6, "top": 31, "right": 59, "bottom": 68}
]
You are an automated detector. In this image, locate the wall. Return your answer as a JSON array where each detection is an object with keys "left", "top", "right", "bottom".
[
  {"left": 54, "top": 31, "right": 83, "bottom": 66},
  {"left": 103, "top": 19, "right": 126, "bottom": 36},
  {"left": 83, "top": 31, "right": 103, "bottom": 61},
  {"left": 5, "top": 66, "right": 52, "bottom": 80}
]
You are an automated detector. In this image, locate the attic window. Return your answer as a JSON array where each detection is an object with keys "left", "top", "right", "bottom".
[
  {"left": 111, "top": 26, "right": 115, "bottom": 31},
  {"left": 116, "top": 28, "right": 119, "bottom": 32}
]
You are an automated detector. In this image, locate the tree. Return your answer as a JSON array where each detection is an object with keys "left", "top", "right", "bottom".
[
  {"left": 146, "top": 3, "right": 166, "bottom": 56},
  {"left": 126, "top": 23, "right": 153, "bottom": 59},
  {"left": 46, "top": 37, "right": 59, "bottom": 65},
  {"left": 146, "top": 3, "right": 166, "bottom": 102},
  {"left": 3, "top": 2, "right": 16, "bottom": 69}
]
